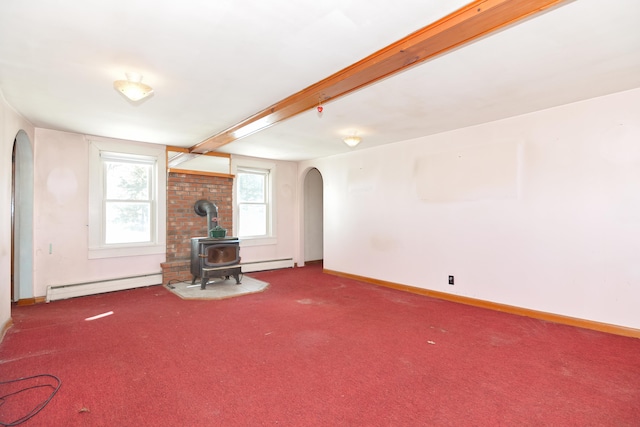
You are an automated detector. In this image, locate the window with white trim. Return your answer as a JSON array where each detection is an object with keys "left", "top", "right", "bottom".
[
  {"left": 237, "top": 167, "right": 271, "bottom": 238},
  {"left": 102, "top": 153, "right": 154, "bottom": 244},
  {"left": 88, "top": 139, "right": 166, "bottom": 258}
]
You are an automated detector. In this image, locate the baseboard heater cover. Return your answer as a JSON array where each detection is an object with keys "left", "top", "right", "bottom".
[
  {"left": 241, "top": 259, "right": 294, "bottom": 273},
  {"left": 46, "top": 273, "right": 162, "bottom": 302}
]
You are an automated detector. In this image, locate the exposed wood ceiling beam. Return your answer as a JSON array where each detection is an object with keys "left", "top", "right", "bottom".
[
  {"left": 166, "top": 145, "right": 230, "bottom": 168},
  {"left": 190, "top": 0, "right": 571, "bottom": 155}
]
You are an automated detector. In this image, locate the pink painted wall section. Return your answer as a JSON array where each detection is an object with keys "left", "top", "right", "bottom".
[
  {"left": 305, "top": 87, "right": 640, "bottom": 330},
  {"left": 27, "top": 134, "right": 299, "bottom": 294},
  {"left": 32, "top": 129, "right": 165, "bottom": 298}
]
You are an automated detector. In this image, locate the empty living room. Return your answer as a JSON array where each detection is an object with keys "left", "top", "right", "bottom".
[{"left": 1, "top": 0, "right": 639, "bottom": 425}]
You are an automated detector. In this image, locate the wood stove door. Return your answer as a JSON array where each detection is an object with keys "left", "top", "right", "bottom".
[{"left": 204, "top": 244, "right": 239, "bottom": 266}]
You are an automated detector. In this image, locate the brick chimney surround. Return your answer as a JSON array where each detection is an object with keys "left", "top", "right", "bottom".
[{"left": 161, "top": 171, "right": 233, "bottom": 285}]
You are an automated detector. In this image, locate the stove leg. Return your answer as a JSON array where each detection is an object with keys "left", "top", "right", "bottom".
[
  {"left": 201, "top": 277, "right": 207, "bottom": 290},
  {"left": 233, "top": 273, "right": 241, "bottom": 285}
]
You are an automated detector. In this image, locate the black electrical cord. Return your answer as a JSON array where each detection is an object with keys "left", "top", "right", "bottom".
[{"left": 0, "top": 374, "right": 61, "bottom": 426}]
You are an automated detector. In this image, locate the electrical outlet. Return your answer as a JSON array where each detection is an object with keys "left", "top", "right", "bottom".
[{"left": 448, "top": 275, "right": 454, "bottom": 285}]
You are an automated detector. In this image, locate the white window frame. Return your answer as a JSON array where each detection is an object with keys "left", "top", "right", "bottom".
[
  {"left": 232, "top": 158, "right": 276, "bottom": 246},
  {"left": 88, "top": 138, "right": 166, "bottom": 259}
]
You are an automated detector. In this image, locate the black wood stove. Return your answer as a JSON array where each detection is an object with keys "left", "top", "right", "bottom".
[
  {"left": 190, "top": 199, "right": 241, "bottom": 289},
  {"left": 190, "top": 237, "right": 242, "bottom": 289}
]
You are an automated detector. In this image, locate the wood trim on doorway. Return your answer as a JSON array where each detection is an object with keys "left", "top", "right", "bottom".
[
  {"left": 11, "top": 140, "right": 16, "bottom": 302},
  {"left": 16, "top": 297, "right": 46, "bottom": 306}
]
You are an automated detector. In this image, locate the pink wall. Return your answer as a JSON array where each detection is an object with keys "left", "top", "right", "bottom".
[
  {"left": 27, "top": 133, "right": 299, "bottom": 298},
  {"left": 32, "top": 129, "right": 165, "bottom": 297}
]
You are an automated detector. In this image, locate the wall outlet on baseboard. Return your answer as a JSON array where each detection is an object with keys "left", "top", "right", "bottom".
[{"left": 448, "top": 275, "right": 454, "bottom": 285}]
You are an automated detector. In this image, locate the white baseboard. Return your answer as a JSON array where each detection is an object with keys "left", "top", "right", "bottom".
[
  {"left": 241, "top": 259, "right": 294, "bottom": 273},
  {"left": 46, "top": 273, "right": 162, "bottom": 302}
]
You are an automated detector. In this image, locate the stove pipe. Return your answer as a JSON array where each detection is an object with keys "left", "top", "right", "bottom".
[{"left": 194, "top": 199, "right": 218, "bottom": 233}]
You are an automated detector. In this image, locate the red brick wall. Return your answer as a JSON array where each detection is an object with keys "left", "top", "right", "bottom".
[{"left": 161, "top": 171, "right": 233, "bottom": 284}]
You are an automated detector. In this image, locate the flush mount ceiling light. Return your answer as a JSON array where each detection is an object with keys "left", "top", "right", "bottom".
[
  {"left": 343, "top": 135, "right": 362, "bottom": 148},
  {"left": 113, "top": 72, "right": 153, "bottom": 101}
]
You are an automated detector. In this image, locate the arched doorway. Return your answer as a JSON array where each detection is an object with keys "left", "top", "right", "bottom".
[
  {"left": 12, "top": 130, "right": 34, "bottom": 302},
  {"left": 303, "top": 168, "right": 323, "bottom": 264}
]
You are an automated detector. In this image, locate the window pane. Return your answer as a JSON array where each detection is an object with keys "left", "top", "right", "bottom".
[
  {"left": 238, "top": 204, "right": 266, "bottom": 237},
  {"left": 105, "top": 161, "right": 151, "bottom": 200},
  {"left": 105, "top": 202, "right": 151, "bottom": 244},
  {"left": 238, "top": 172, "right": 265, "bottom": 203}
]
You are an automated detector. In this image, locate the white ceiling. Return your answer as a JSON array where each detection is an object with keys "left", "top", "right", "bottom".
[{"left": 1, "top": 0, "right": 639, "bottom": 161}]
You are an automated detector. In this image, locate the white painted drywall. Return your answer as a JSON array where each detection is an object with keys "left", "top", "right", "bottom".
[{"left": 303, "top": 87, "right": 640, "bottom": 329}]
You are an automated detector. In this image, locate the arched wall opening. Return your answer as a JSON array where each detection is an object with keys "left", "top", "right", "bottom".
[
  {"left": 12, "top": 130, "right": 34, "bottom": 302},
  {"left": 303, "top": 167, "right": 323, "bottom": 264}
]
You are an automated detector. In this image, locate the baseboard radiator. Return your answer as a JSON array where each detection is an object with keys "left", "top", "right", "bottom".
[
  {"left": 241, "top": 258, "right": 294, "bottom": 273},
  {"left": 46, "top": 273, "right": 163, "bottom": 302}
]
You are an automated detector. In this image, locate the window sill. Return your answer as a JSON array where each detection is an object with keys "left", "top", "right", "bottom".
[
  {"left": 239, "top": 237, "right": 277, "bottom": 247},
  {"left": 88, "top": 244, "right": 165, "bottom": 259}
]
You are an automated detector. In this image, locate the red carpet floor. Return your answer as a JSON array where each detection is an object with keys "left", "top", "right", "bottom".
[{"left": 1, "top": 264, "right": 639, "bottom": 426}]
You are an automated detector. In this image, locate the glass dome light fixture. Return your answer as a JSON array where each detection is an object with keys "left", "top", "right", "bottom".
[
  {"left": 114, "top": 72, "right": 154, "bottom": 101},
  {"left": 343, "top": 135, "right": 362, "bottom": 148}
]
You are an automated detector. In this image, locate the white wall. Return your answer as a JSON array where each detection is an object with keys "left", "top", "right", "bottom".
[
  {"left": 0, "top": 96, "right": 35, "bottom": 328},
  {"left": 302, "top": 87, "right": 640, "bottom": 330},
  {"left": 32, "top": 129, "right": 165, "bottom": 297}
]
